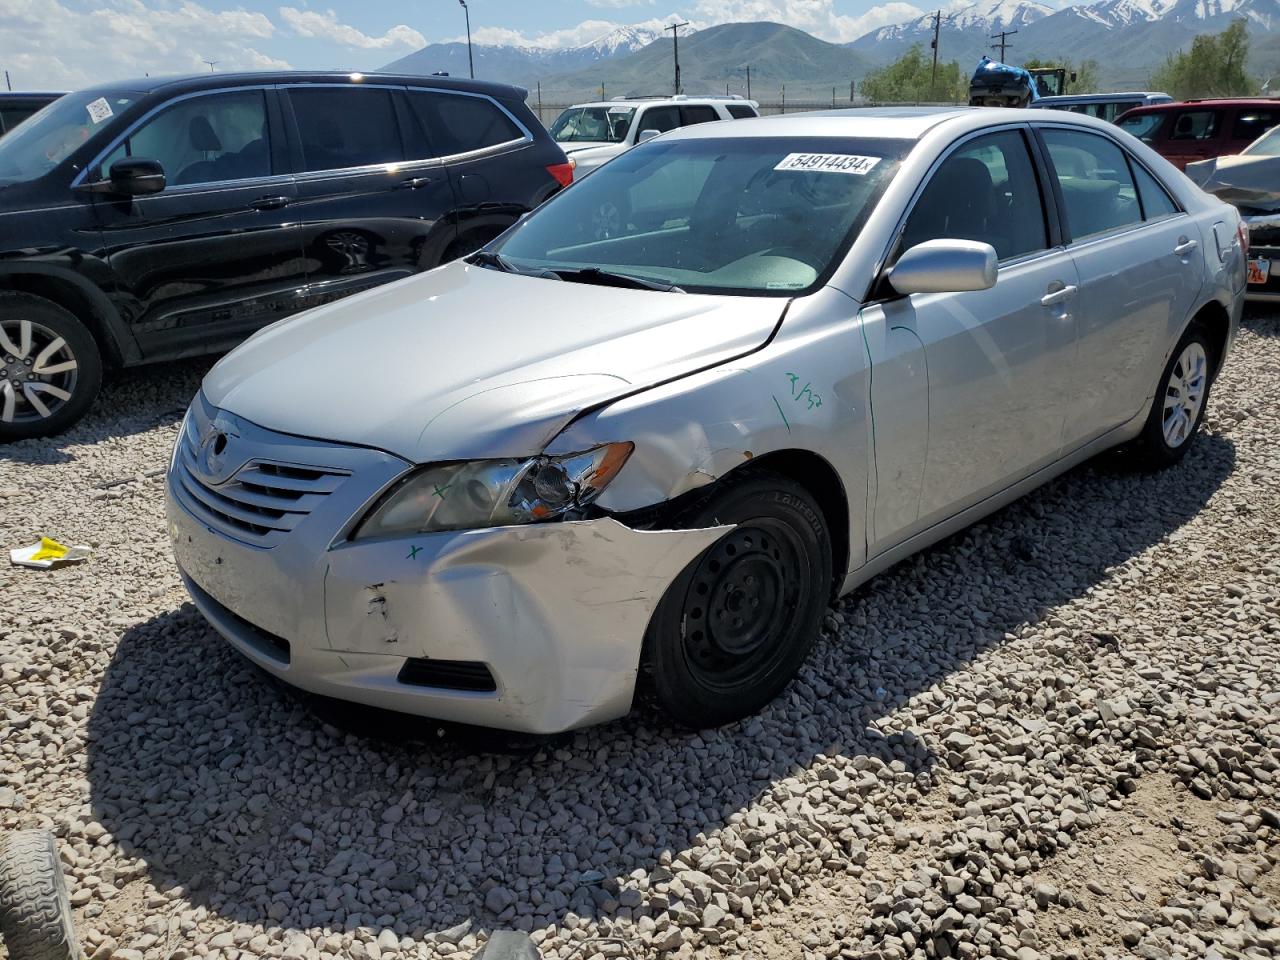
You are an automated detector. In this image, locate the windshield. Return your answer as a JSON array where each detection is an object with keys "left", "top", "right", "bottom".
[
  {"left": 1246, "top": 125, "right": 1280, "bottom": 156},
  {"left": 1117, "top": 112, "right": 1164, "bottom": 144},
  {"left": 550, "top": 106, "right": 636, "bottom": 144},
  {"left": 490, "top": 136, "right": 908, "bottom": 296},
  {"left": 0, "top": 90, "right": 137, "bottom": 185}
]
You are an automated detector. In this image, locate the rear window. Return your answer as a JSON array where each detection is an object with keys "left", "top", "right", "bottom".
[
  {"left": 681, "top": 105, "right": 719, "bottom": 125},
  {"left": 727, "top": 104, "right": 758, "bottom": 119},
  {"left": 409, "top": 91, "right": 523, "bottom": 157}
]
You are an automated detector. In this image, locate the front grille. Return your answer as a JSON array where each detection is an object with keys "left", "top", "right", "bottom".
[
  {"left": 398, "top": 658, "right": 498, "bottom": 693},
  {"left": 174, "top": 426, "right": 348, "bottom": 547}
]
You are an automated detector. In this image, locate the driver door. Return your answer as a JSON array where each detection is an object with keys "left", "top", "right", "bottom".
[{"left": 91, "top": 87, "right": 307, "bottom": 358}]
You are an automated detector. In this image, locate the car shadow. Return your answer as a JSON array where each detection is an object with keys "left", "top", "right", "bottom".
[
  {"left": 1242, "top": 303, "right": 1280, "bottom": 337},
  {"left": 85, "top": 432, "right": 1235, "bottom": 939},
  {"left": 0, "top": 357, "right": 211, "bottom": 465}
]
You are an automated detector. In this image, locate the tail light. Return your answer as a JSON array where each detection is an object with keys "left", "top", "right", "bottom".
[
  {"left": 1238, "top": 217, "right": 1250, "bottom": 258},
  {"left": 546, "top": 162, "right": 573, "bottom": 188}
]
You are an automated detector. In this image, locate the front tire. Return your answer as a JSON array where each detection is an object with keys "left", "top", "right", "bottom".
[
  {"left": 0, "top": 830, "right": 80, "bottom": 960},
  {"left": 642, "top": 471, "right": 832, "bottom": 729},
  {"left": 1127, "top": 322, "right": 1215, "bottom": 469},
  {"left": 0, "top": 292, "right": 102, "bottom": 442}
]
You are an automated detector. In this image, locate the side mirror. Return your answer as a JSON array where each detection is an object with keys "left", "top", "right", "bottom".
[
  {"left": 888, "top": 239, "right": 998, "bottom": 295},
  {"left": 108, "top": 158, "right": 166, "bottom": 196},
  {"left": 636, "top": 129, "right": 661, "bottom": 143}
]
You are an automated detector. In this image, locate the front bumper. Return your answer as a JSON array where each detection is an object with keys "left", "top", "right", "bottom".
[{"left": 166, "top": 400, "right": 726, "bottom": 733}]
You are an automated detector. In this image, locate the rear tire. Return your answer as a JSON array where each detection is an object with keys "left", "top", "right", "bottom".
[
  {"left": 1127, "top": 322, "right": 1215, "bottom": 470},
  {"left": 0, "top": 293, "right": 102, "bottom": 442},
  {"left": 642, "top": 471, "right": 832, "bottom": 729},
  {"left": 0, "top": 830, "right": 80, "bottom": 960}
]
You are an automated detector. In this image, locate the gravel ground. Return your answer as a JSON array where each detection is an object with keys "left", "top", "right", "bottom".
[{"left": 2, "top": 310, "right": 1279, "bottom": 960}]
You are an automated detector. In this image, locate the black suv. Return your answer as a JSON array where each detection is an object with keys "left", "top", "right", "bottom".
[
  {"left": 0, "top": 72, "right": 571, "bottom": 439},
  {"left": 0, "top": 92, "right": 63, "bottom": 136}
]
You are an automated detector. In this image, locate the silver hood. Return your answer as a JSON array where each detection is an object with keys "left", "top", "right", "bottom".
[
  {"left": 203, "top": 261, "right": 785, "bottom": 464},
  {"left": 559, "top": 141, "right": 613, "bottom": 154},
  {"left": 1186, "top": 152, "right": 1280, "bottom": 209}
]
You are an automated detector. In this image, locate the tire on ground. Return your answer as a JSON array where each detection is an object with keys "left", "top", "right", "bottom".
[
  {"left": 642, "top": 469, "right": 833, "bottom": 729},
  {"left": 1126, "top": 320, "right": 1216, "bottom": 470},
  {"left": 0, "top": 291, "right": 103, "bottom": 442},
  {"left": 0, "top": 830, "right": 80, "bottom": 960}
]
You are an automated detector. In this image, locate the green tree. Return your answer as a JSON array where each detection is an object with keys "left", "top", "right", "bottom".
[
  {"left": 860, "top": 44, "right": 967, "bottom": 104},
  {"left": 1023, "top": 58, "right": 1102, "bottom": 94},
  {"left": 1150, "top": 20, "right": 1253, "bottom": 98}
]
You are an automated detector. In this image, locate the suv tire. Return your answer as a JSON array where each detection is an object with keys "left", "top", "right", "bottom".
[{"left": 0, "top": 292, "right": 102, "bottom": 441}]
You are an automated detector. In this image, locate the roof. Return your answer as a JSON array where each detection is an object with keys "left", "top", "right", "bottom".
[
  {"left": 0, "top": 91, "right": 64, "bottom": 101},
  {"left": 1034, "top": 92, "right": 1171, "bottom": 103},
  {"left": 564, "top": 95, "right": 759, "bottom": 109},
  {"left": 1125, "top": 97, "right": 1280, "bottom": 113},
  {"left": 72, "top": 71, "right": 527, "bottom": 101},
  {"left": 663, "top": 106, "right": 972, "bottom": 142}
]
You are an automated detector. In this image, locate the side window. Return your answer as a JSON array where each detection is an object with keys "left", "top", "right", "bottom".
[
  {"left": 1131, "top": 162, "right": 1178, "bottom": 220},
  {"left": 408, "top": 91, "right": 523, "bottom": 157},
  {"left": 1042, "top": 128, "right": 1142, "bottom": 240},
  {"left": 99, "top": 90, "right": 270, "bottom": 187},
  {"left": 727, "top": 104, "right": 757, "bottom": 119},
  {"left": 680, "top": 105, "right": 720, "bottom": 125},
  {"left": 289, "top": 87, "right": 403, "bottom": 172},
  {"left": 1117, "top": 112, "right": 1165, "bottom": 144},
  {"left": 1169, "top": 110, "right": 1219, "bottom": 141},
  {"left": 900, "top": 129, "right": 1047, "bottom": 262},
  {"left": 1232, "top": 109, "right": 1280, "bottom": 143},
  {"left": 637, "top": 106, "right": 680, "bottom": 135},
  {"left": 0, "top": 107, "right": 38, "bottom": 133}
]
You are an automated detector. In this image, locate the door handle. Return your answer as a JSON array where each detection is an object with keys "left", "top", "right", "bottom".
[
  {"left": 1174, "top": 237, "right": 1199, "bottom": 256},
  {"left": 1040, "top": 283, "right": 1077, "bottom": 307},
  {"left": 398, "top": 177, "right": 433, "bottom": 189},
  {"left": 249, "top": 196, "right": 290, "bottom": 211}
]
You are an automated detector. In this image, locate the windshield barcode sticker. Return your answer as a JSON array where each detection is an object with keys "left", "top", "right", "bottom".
[
  {"left": 774, "top": 153, "right": 880, "bottom": 175},
  {"left": 86, "top": 97, "right": 113, "bottom": 124}
]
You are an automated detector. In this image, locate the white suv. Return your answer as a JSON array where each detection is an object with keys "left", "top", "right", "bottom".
[{"left": 549, "top": 95, "right": 759, "bottom": 177}]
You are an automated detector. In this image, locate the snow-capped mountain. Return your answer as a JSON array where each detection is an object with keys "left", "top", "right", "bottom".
[
  {"left": 382, "top": 22, "right": 692, "bottom": 83},
  {"left": 862, "top": 0, "right": 1053, "bottom": 44}
]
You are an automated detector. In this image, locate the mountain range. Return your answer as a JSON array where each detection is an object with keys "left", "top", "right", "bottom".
[{"left": 381, "top": 0, "right": 1280, "bottom": 102}]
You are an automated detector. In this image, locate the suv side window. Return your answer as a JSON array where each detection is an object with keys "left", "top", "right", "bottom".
[
  {"left": 1232, "top": 108, "right": 1280, "bottom": 143},
  {"left": 727, "top": 104, "right": 757, "bottom": 119},
  {"left": 1169, "top": 110, "right": 1219, "bottom": 141},
  {"left": 101, "top": 90, "right": 271, "bottom": 187},
  {"left": 1117, "top": 112, "right": 1165, "bottom": 144},
  {"left": 1041, "top": 128, "right": 1142, "bottom": 240},
  {"left": 900, "top": 130, "right": 1048, "bottom": 261},
  {"left": 637, "top": 106, "right": 681, "bottom": 135},
  {"left": 408, "top": 91, "right": 523, "bottom": 157},
  {"left": 0, "top": 107, "right": 39, "bottom": 133},
  {"left": 288, "top": 86, "right": 403, "bottom": 172},
  {"left": 680, "top": 105, "right": 719, "bottom": 125}
]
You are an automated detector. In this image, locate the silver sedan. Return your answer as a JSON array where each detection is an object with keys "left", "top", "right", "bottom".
[{"left": 167, "top": 107, "right": 1245, "bottom": 733}]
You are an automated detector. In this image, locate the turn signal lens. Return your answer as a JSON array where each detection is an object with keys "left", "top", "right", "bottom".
[{"left": 546, "top": 162, "right": 574, "bottom": 188}]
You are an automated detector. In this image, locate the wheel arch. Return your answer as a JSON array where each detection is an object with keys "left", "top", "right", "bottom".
[
  {"left": 1186, "top": 297, "right": 1231, "bottom": 378},
  {"left": 0, "top": 267, "right": 137, "bottom": 367}
]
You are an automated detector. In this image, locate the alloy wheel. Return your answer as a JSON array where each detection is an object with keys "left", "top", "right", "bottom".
[
  {"left": 1162, "top": 341, "right": 1207, "bottom": 448},
  {"left": 0, "top": 318, "right": 79, "bottom": 425}
]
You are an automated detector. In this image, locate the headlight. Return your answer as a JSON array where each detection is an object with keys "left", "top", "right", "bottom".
[{"left": 351, "top": 442, "right": 633, "bottom": 540}]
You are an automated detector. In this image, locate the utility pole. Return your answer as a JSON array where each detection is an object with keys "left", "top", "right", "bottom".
[
  {"left": 781, "top": 84, "right": 786, "bottom": 114},
  {"left": 666, "top": 21, "right": 689, "bottom": 96},
  {"left": 202, "top": 58, "right": 218, "bottom": 72},
  {"left": 990, "top": 29, "right": 1017, "bottom": 62},
  {"left": 746, "top": 65, "right": 751, "bottom": 100},
  {"left": 930, "top": 10, "right": 942, "bottom": 97},
  {"left": 459, "top": 0, "right": 474, "bottom": 79},
  {"left": 4, "top": 71, "right": 10, "bottom": 92},
  {"left": 536, "top": 81, "right": 542, "bottom": 123}
]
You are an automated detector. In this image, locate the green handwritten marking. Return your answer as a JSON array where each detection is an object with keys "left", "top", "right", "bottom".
[
  {"left": 772, "top": 395, "right": 791, "bottom": 433},
  {"left": 406, "top": 545, "right": 423, "bottom": 560},
  {"left": 432, "top": 482, "right": 451, "bottom": 498}
]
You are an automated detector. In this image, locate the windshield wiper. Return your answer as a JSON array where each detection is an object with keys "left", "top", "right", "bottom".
[
  {"left": 551, "top": 267, "right": 685, "bottom": 293},
  {"left": 467, "top": 250, "right": 563, "bottom": 281}
]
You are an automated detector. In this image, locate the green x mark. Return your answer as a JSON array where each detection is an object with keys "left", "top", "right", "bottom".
[
  {"left": 406, "top": 545, "right": 423, "bottom": 560},
  {"left": 433, "top": 482, "right": 452, "bottom": 498}
]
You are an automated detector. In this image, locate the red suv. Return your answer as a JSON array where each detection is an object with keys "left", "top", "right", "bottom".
[{"left": 1116, "top": 98, "right": 1280, "bottom": 170}]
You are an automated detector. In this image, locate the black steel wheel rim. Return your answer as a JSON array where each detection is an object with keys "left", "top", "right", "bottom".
[{"left": 679, "top": 520, "right": 807, "bottom": 690}]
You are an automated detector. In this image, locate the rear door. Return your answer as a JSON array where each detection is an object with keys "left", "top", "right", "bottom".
[
  {"left": 1162, "top": 107, "right": 1224, "bottom": 169},
  {"left": 1035, "top": 124, "right": 1202, "bottom": 444},
  {"left": 284, "top": 83, "right": 452, "bottom": 307},
  {"left": 1228, "top": 105, "right": 1280, "bottom": 155},
  {"left": 89, "top": 86, "right": 307, "bottom": 357}
]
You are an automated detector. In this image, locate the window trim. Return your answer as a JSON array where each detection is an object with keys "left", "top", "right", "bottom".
[
  {"left": 71, "top": 85, "right": 289, "bottom": 192},
  {"left": 400, "top": 86, "right": 533, "bottom": 167},
  {"left": 867, "top": 123, "right": 1060, "bottom": 303},
  {"left": 1030, "top": 122, "right": 1186, "bottom": 248}
]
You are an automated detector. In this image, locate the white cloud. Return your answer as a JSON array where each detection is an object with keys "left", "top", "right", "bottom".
[
  {"left": 456, "top": 14, "right": 700, "bottom": 50},
  {"left": 279, "top": 7, "right": 425, "bottom": 50},
  {"left": 0, "top": 0, "right": 287, "bottom": 89},
  {"left": 586, "top": 0, "right": 655, "bottom": 6}
]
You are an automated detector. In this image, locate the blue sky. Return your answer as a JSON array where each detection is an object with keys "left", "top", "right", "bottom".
[{"left": 2, "top": 0, "right": 994, "bottom": 90}]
